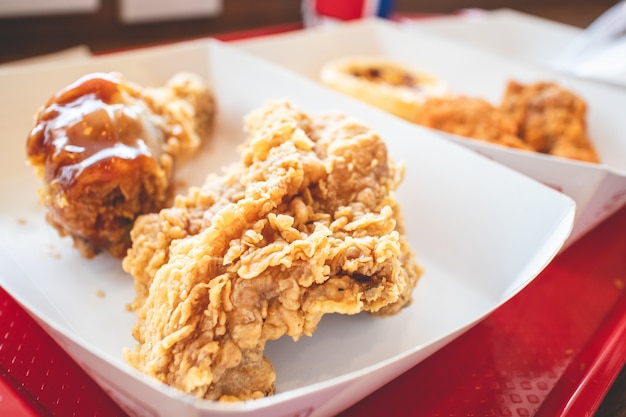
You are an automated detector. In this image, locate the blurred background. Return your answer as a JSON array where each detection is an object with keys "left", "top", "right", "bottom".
[{"left": 0, "top": 0, "right": 618, "bottom": 64}]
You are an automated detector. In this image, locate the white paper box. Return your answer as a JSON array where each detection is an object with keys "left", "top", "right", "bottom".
[
  {"left": 233, "top": 18, "right": 626, "bottom": 247},
  {"left": 0, "top": 39, "right": 574, "bottom": 417}
]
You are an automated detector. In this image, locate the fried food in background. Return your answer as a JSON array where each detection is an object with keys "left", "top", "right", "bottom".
[
  {"left": 414, "top": 96, "right": 534, "bottom": 151},
  {"left": 26, "top": 72, "right": 215, "bottom": 258},
  {"left": 320, "top": 56, "right": 600, "bottom": 163},
  {"left": 320, "top": 56, "right": 449, "bottom": 121},
  {"left": 500, "top": 81, "right": 600, "bottom": 163},
  {"left": 413, "top": 80, "right": 599, "bottom": 163},
  {"left": 123, "top": 99, "right": 423, "bottom": 401}
]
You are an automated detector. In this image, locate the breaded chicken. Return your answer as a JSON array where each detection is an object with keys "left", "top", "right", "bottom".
[
  {"left": 26, "top": 72, "right": 215, "bottom": 258},
  {"left": 414, "top": 96, "right": 534, "bottom": 151},
  {"left": 122, "top": 100, "right": 423, "bottom": 401},
  {"left": 500, "top": 80, "right": 599, "bottom": 163}
]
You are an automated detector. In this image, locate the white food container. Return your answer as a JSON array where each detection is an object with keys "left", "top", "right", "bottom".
[{"left": 0, "top": 39, "right": 574, "bottom": 417}]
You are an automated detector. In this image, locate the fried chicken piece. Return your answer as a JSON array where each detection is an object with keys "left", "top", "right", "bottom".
[
  {"left": 122, "top": 99, "right": 423, "bottom": 401},
  {"left": 499, "top": 80, "right": 599, "bottom": 163},
  {"left": 26, "top": 72, "right": 215, "bottom": 258},
  {"left": 413, "top": 96, "right": 534, "bottom": 151}
]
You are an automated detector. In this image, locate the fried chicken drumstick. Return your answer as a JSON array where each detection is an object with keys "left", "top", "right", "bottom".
[
  {"left": 26, "top": 72, "right": 215, "bottom": 258},
  {"left": 122, "top": 100, "right": 423, "bottom": 401}
]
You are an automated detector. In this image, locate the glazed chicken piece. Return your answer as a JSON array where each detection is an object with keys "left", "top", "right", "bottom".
[
  {"left": 26, "top": 72, "right": 215, "bottom": 258},
  {"left": 122, "top": 100, "right": 423, "bottom": 401},
  {"left": 499, "top": 80, "right": 599, "bottom": 163}
]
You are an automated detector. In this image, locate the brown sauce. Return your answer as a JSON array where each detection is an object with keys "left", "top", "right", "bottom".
[{"left": 26, "top": 72, "right": 164, "bottom": 195}]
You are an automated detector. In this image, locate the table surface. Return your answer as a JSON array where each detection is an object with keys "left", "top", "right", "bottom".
[{"left": 1, "top": 10, "right": 626, "bottom": 417}]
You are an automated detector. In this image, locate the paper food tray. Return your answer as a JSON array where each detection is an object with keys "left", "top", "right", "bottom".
[
  {"left": 0, "top": 39, "right": 573, "bottom": 417},
  {"left": 233, "top": 18, "right": 626, "bottom": 247}
]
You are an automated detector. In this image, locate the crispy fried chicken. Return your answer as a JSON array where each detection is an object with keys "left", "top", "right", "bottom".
[
  {"left": 414, "top": 95, "right": 534, "bottom": 151},
  {"left": 500, "top": 80, "right": 600, "bottom": 163},
  {"left": 413, "top": 81, "right": 599, "bottom": 163},
  {"left": 122, "top": 99, "right": 422, "bottom": 401}
]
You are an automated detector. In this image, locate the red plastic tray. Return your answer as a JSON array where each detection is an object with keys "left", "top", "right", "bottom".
[{"left": 2, "top": 22, "right": 626, "bottom": 416}]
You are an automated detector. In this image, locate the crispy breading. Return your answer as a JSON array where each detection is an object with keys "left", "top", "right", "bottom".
[
  {"left": 412, "top": 82, "right": 599, "bottom": 163},
  {"left": 414, "top": 96, "right": 534, "bottom": 151},
  {"left": 500, "top": 80, "right": 599, "bottom": 163},
  {"left": 122, "top": 99, "right": 422, "bottom": 401}
]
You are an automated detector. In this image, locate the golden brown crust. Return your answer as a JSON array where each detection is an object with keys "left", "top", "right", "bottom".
[
  {"left": 415, "top": 81, "right": 600, "bottom": 162},
  {"left": 500, "top": 80, "right": 600, "bottom": 163},
  {"left": 414, "top": 96, "right": 534, "bottom": 151},
  {"left": 123, "top": 99, "right": 422, "bottom": 401}
]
